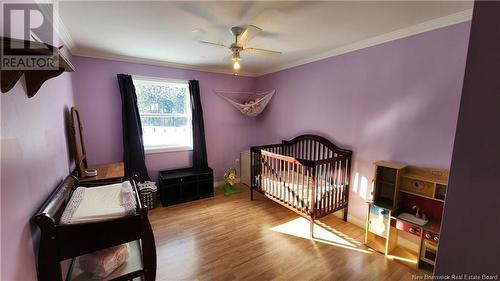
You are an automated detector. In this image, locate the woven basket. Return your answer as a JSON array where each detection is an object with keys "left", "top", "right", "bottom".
[{"left": 138, "top": 181, "right": 157, "bottom": 210}]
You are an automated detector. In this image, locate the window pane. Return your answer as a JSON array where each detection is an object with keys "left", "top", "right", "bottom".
[
  {"left": 141, "top": 116, "right": 192, "bottom": 148},
  {"left": 136, "top": 83, "right": 187, "bottom": 114},
  {"left": 133, "top": 78, "right": 193, "bottom": 150}
]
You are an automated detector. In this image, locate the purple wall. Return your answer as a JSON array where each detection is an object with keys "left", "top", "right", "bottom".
[
  {"left": 254, "top": 22, "right": 471, "bottom": 222},
  {"left": 1, "top": 61, "right": 76, "bottom": 280},
  {"left": 436, "top": 2, "right": 500, "bottom": 275},
  {"left": 71, "top": 57, "right": 257, "bottom": 181}
]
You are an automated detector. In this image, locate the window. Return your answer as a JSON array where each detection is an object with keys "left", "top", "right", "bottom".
[{"left": 133, "top": 77, "right": 192, "bottom": 153}]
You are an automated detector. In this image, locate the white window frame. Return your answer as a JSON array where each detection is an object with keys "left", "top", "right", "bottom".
[{"left": 132, "top": 76, "right": 193, "bottom": 154}]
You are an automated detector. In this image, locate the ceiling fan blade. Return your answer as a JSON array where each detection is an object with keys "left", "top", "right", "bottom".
[
  {"left": 199, "top": 41, "right": 229, "bottom": 49},
  {"left": 237, "top": 25, "right": 262, "bottom": 46},
  {"left": 244, "top": 47, "right": 282, "bottom": 56}
]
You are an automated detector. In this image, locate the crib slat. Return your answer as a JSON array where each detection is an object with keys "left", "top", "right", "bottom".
[
  {"left": 272, "top": 156, "right": 276, "bottom": 198},
  {"left": 265, "top": 153, "right": 268, "bottom": 194},
  {"left": 333, "top": 161, "right": 339, "bottom": 209},
  {"left": 280, "top": 159, "right": 283, "bottom": 201},
  {"left": 288, "top": 161, "right": 291, "bottom": 206},
  {"left": 301, "top": 165, "right": 305, "bottom": 212},
  {"left": 303, "top": 140, "right": 306, "bottom": 160},
  {"left": 284, "top": 160, "right": 288, "bottom": 205},
  {"left": 310, "top": 167, "right": 314, "bottom": 215},
  {"left": 304, "top": 166, "right": 308, "bottom": 213},
  {"left": 327, "top": 161, "right": 332, "bottom": 214},
  {"left": 262, "top": 154, "right": 266, "bottom": 194},
  {"left": 321, "top": 145, "right": 326, "bottom": 215},
  {"left": 278, "top": 158, "right": 281, "bottom": 199},
  {"left": 323, "top": 146, "right": 328, "bottom": 215},
  {"left": 312, "top": 140, "right": 316, "bottom": 161},
  {"left": 323, "top": 149, "right": 327, "bottom": 215},
  {"left": 316, "top": 163, "right": 320, "bottom": 216},
  {"left": 266, "top": 153, "right": 270, "bottom": 195},
  {"left": 292, "top": 163, "right": 296, "bottom": 208},
  {"left": 340, "top": 160, "right": 345, "bottom": 205},
  {"left": 274, "top": 157, "right": 278, "bottom": 199},
  {"left": 272, "top": 154, "right": 276, "bottom": 197},
  {"left": 306, "top": 140, "right": 309, "bottom": 160},
  {"left": 341, "top": 160, "right": 346, "bottom": 204},
  {"left": 271, "top": 155, "right": 274, "bottom": 197},
  {"left": 277, "top": 158, "right": 281, "bottom": 200},
  {"left": 333, "top": 160, "right": 338, "bottom": 210},
  {"left": 299, "top": 164, "right": 302, "bottom": 211},
  {"left": 318, "top": 163, "right": 323, "bottom": 216},
  {"left": 286, "top": 161, "right": 289, "bottom": 205},
  {"left": 331, "top": 151, "right": 336, "bottom": 210},
  {"left": 338, "top": 161, "right": 342, "bottom": 209}
]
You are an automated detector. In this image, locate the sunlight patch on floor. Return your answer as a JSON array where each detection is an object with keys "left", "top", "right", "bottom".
[{"left": 270, "top": 217, "right": 373, "bottom": 254}]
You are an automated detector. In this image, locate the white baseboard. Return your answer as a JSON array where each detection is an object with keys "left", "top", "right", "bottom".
[{"left": 213, "top": 180, "right": 224, "bottom": 188}]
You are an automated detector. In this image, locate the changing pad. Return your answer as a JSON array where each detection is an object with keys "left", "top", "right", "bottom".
[{"left": 60, "top": 181, "right": 137, "bottom": 224}]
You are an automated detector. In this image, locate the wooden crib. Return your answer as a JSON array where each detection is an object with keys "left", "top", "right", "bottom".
[{"left": 251, "top": 134, "right": 352, "bottom": 237}]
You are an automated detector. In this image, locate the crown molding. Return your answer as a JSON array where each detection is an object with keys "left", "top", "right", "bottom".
[
  {"left": 70, "top": 49, "right": 258, "bottom": 77},
  {"left": 258, "top": 9, "right": 473, "bottom": 76}
]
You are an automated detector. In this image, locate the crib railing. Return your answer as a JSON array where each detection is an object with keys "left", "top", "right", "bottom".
[
  {"left": 251, "top": 137, "right": 352, "bottom": 220},
  {"left": 257, "top": 150, "right": 316, "bottom": 214}
]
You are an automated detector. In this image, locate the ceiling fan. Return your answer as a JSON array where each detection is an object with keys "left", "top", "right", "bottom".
[{"left": 199, "top": 25, "right": 282, "bottom": 72}]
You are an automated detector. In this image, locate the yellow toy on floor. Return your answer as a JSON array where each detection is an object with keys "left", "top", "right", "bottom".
[{"left": 222, "top": 167, "right": 241, "bottom": 196}]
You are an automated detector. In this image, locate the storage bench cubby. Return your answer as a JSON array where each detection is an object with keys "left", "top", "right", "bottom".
[{"left": 159, "top": 167, "right": 214, "bottom": 206}]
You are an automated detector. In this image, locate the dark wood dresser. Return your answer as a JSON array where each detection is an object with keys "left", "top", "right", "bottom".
[{"left": 158, "top": 167, "right": 214, "bottom": 206}]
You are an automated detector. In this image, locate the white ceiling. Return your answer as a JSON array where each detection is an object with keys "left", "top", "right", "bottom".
[{"left": 55, "top": 1, "right": 473, "bottom": 76}]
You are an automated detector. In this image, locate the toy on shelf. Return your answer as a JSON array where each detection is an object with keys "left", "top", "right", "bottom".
[{"left": 222, "top": 167, "right": 241, "bottom": 196}]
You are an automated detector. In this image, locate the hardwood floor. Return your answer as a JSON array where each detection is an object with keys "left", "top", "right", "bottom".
[{"left": 149, "top": 184, "right": 421, "bottom": 281}]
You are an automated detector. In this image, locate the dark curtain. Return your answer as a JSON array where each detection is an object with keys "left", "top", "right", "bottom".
[
  {"left": 117, "top": 74, "right": 151, "bottom": 181},
  {"left": 189, "top": 80, "right": 208, "bottom": 169}
]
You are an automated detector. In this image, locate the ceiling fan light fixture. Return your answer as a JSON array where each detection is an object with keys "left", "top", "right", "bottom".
[
  {"left": 231, "top": 50, "right": 241, "bottom": 61},
  {"left": 198, "top": 25, "right": 281, "bottom": 72},
  {"left": 233, "top": 61, "right": 240, "bottom": 70}
]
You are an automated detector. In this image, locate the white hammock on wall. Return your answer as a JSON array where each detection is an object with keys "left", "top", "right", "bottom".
[{"left": 215, "top": 89, "right": 275, "bottom": 117}]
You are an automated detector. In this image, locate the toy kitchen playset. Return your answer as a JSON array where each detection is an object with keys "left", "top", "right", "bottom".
[{"left": 365, "top": 161, "right": 448, "bottom": 271}]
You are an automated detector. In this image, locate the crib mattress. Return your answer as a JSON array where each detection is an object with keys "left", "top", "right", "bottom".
[
  {"left": 60, "top": 181, "right": 137, "bottom": 224},
  {"left": 261, "top": 171, "right": 344, "bottom": 200}
]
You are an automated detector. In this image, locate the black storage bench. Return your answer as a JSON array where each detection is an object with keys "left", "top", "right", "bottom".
[{"left": 158, "top": 167, "right": 214, "bottom": 206}]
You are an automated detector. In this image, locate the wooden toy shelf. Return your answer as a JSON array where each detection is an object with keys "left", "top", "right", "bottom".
[{"left": 365, "top": 161, "right": 448, "bottom": 272}]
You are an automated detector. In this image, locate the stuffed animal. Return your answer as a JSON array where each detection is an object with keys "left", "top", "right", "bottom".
[{"left": 222, "top": 167, "right": 241, "bottom": 196}]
